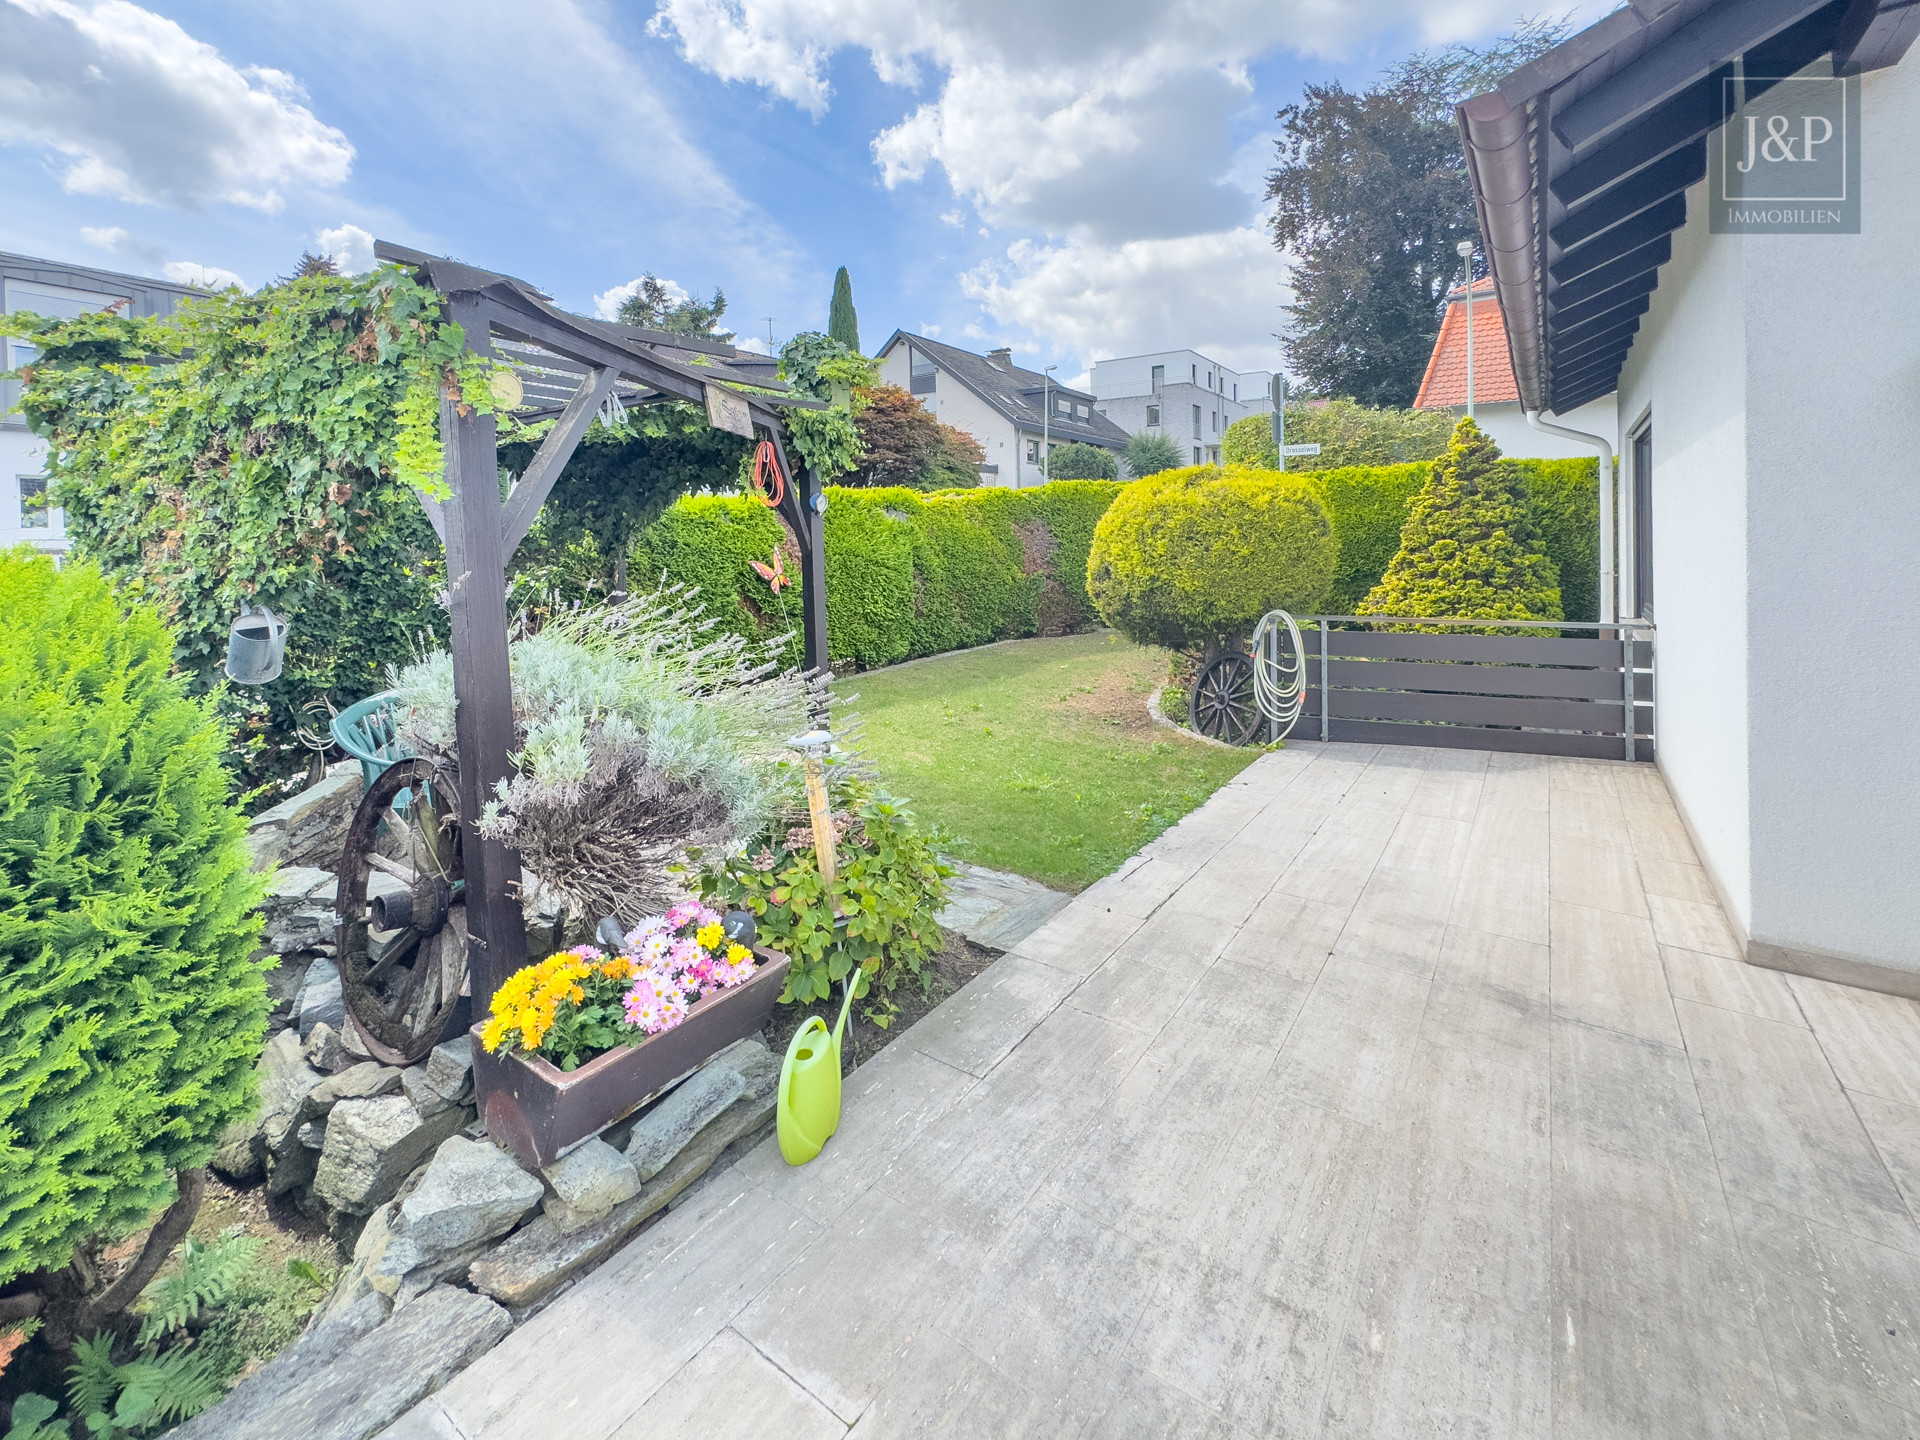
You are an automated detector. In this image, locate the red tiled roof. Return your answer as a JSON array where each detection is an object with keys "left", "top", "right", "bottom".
[{"left": 1414, "top": 278, "right": 1519, "bottom": 409}]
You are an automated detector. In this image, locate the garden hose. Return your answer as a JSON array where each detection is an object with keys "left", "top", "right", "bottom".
[
  {"left": 1250, "top": 608, "right": 1307, "bottom": 741},
  {"left": 751, "top": 439, "right": 786, "bottom": 508}
]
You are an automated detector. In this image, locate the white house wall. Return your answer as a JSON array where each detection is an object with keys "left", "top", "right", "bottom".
[
  {"left": 1464, "top": 397, "right": 1618, "bottom": 461},
  {"left": 877, "top": 342, "right": 1024, "bottom": 486},
  {"left": 1614, "top": 172, "right": 1753, "bottom": 940},
  {"left": 1735, "top": 55, "right": 1920, "bottom": 980}
]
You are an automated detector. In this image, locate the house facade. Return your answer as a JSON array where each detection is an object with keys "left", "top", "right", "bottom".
[
  {"left": 1461, "top": 0, "right": 1920, "bottom": 992},
  {"left": 1088, "top": 350, "right": 1273, "bottom": 467},
  {"left": 874, "top": 332, "right": 1128, "bottom": 487},
  {"left": 2, "top": 252, "right": 203, "bottom": 553},
  {"left": 1414, "top": 277, "right": 1617, "bottom": 459}
]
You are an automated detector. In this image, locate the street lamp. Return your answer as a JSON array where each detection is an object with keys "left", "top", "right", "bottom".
[
  {"left": 1456, "top": 239, "right": 1477, "bottom": 422},
  {"left": 1041, "top": 364, "right": 1057, "bottom": 484}
]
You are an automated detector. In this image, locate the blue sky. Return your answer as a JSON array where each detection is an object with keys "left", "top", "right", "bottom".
[{"left": 0, "top": 1, "right": 1595, "bottom": 383}]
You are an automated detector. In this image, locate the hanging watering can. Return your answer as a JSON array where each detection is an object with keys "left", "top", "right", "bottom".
[
  {"left": 224, "top": 607, "right": 289, "bottom": 685},
  {"left": 778, "top": 975, "right": 857, "bottom": 1166}
]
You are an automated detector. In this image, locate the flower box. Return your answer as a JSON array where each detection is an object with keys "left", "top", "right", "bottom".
[{"left": 471, "top": 946, "right": 790, "bottom": 1169}]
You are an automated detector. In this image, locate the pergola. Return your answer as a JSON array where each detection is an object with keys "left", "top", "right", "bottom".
[{"left": 373, "top": 241, "right": 829, "bottom": 1009}]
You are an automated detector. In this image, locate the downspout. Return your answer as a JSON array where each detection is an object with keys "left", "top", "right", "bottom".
[{"left": 1527, "top": 410, "right": 1617, "bottom": 624}]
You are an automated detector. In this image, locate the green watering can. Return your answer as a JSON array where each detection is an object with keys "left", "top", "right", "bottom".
[{"left": 778, "top": 976, "right": 858, "bottom": 1165}]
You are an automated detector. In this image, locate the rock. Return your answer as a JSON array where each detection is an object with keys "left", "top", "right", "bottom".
[
  {"left": 303, "top": 1022, "right": 346, "bottom": 1073},
  {"left": 264, "top": 955, "right": 313, "bottom": 1028},
  {"left": 266, "top": 864, "right": 336, "bottom": 908},
  {"left": 296, "top": 1120, "right": 327, "bottom": 1150},
  {"left": 311, "top": 1095, "right": 471, "bottom": 1217},
  {"left": 297, "top": 961, "right": 345, "bottom": 1040},
  {"left": 378, "top": 1136, "right": 542, "bottom": 1281},
  {"left": 539, "top": 1139, "right": 640, "bottom": 1230},
  {"left": 273, "top": 908, "right": 338, "bottom": 956},
  {"left": 310, "top": 1062, "right": 404, "bottom": 1108},
  {"left": 168, "top": 1288, "right": 392, "bottom": 1440},
  {"left": 400, "top": 1067, "right": 453, "bottom": 1118},
  {"left": 266, "top": 1140, "right": 320, "bottom": 1198},
  {"left": 624, "top": 1063, "right": 745, "bottom": 1181},
  {"left": 211, "top": 1115, "right": 264, "bottom": 1183},
  {"left": 421, "top": 1037, "right": 473, "bottom": 1103},
  {"left": 473, "top": 1092, "right": 773, "bottom": 1310},
  {"left": 712, "top": 1038, "right": 779, "bottom": 1102},
  {"left": 249, "top": 767, "right": 364, "bottom": 871},
  {"left": 169, "top": 1284, "right": 508, "bottom": 1440},
  {"left": 340, "top": 1018, "right": 372, "bottom": 1063},
  {"left": 258, "top": 1029, "right": 324, "bottom": 1155}
]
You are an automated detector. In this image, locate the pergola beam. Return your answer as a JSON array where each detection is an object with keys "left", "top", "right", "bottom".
[{"left": 501, "top": 366, "right": 617, "bottom": 556}]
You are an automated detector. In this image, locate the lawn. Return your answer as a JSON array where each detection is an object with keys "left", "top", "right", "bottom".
[{"left": 834, "top": 632, "right": 1259, "bottom": 892}]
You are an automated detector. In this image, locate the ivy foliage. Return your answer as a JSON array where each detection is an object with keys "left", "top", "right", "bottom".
[
  {"left": 0, "top": 554, "right": 267, "bottom": 1290},
  {"left": 1360, "top": 418, "right": 1562, "bottom": 623},
  {"left": 1087, "top": 464, "right": 1337, "bottom": 655},
  {"left": 776, "top": 332, "right": 873, "bottom": 479},
  {"left": 2, "top": 265, "right": 503, "bottom": 790}
]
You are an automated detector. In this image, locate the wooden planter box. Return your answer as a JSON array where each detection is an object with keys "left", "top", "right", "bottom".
[{"left": 471, "top": 948, "right": 790, "bottom": 1169}]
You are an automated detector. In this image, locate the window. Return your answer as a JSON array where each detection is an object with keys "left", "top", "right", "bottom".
[
  {"left": 18, "top": 475, "right": 48, "bottom": 529},
  {"left": 1191, "top": 405, "right": 1201, "bottom": 439},
  {"left": 1074, "top": 402, "right": 1088, "bottom": 419},
  {"left": 1193, "top": 447, "right": 1202, "bottom": 464},
  {"left": 1, "top": 340, "right": 39, "bottom": 428},
  {"left": 1632, "top": 423, "right": 1654, "bottom": 618},
  {"left": 909, "top": 346, "right": 936, "bottom": 395},
  {"left": 1055, "top": 395, "right": 1071, "bottom": 415},
  {"left": 1026, "top": 439, "right": 1040, "bottom": 463},
  {"left": 1233, "top": 383, "right": 1238, "bottom": 402},
  {"left": 1191, "top": 364, "right": 1197, "bottom": 383},
  {"left": 1146, "top": 405, "right": 1160, "bottom": 427},
  {"left": 1150, "top": 364, "right": 1164, "bottom": 392},
  {"left": 1211, "top": 411, "right": 1219, "bottom": 433}
]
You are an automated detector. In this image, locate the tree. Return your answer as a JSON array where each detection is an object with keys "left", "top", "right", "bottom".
[
  {"left": 1088, "top": 464, "right": 1336, "bottom": 656},
  {"left": 828, "top": 267, "right": 860, "bottom": 352},
  {"left": 1266, "top": 19, "right": 1570, "bottom": 406},
  {"left": 1224, "top": 401, "right": 1452, "bottom": 471},
  {"left": 1359, "top": 417, "right": 1562, "bottom": 621},
  {"left": 1124, "top": 430, "right": 1183, "bottom": 478},
  {"left": 0, "top": 553, "right": 266, "bottom": 1328},
  {"left": 843, "top": 384, "right": 982, "bottom": 489},
  {"left": 1047, "top": 443, "right": 1118, "bottom": 480},
  {"left": 616, "top": 275, "right": 734, "bottom": 342}
]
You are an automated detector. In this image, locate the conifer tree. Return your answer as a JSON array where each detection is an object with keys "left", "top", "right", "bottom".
[
  {"left": 828, "top": 267, "right": 859, "bottom": 352},
  {"left": 1359, "top": 417, "right": 1562, "bottom": 621}
]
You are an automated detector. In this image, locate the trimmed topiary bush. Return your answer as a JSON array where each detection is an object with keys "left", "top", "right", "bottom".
[
  {"left": 0, "top": 553, "right": 268, "bottom": 1289},
  {"left": 1360, "top": 419, "right": 1562, "bottom": 622},
  {"left": 1302, "top": 462, "right": 1431, "bottom": 613},
  {"left": 1087, "top": 465, "right": 1336, "bottom": 655},
  {"left": 1047, "top": 443, "right": 1119, "bottom": 480},
  {"left": 1509, "top": 456, "right": 1599, "bottom": 623}
]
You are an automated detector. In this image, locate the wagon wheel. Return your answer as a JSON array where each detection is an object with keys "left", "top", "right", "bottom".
[
  {"left": 336, "top": 757, "right": 469, "bottom": 1066},
  {"left": 1189, "top": 651, "right": 1261, "bottom": 746}
]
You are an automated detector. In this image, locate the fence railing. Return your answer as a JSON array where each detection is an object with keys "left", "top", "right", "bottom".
[{"left": 1291, "top": 615, "right": 1655, "bottom": 762}]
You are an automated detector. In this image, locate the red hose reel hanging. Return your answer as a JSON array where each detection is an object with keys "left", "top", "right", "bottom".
[{"left": 750, "top": 439, "right": 786, "bottom": 509}]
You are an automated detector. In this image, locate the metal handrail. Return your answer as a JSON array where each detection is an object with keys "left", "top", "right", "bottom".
[{"left": 1302, "top": 614, "right": 1654, "bottom": 631}]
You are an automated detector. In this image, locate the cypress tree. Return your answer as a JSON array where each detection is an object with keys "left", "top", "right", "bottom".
[
  {"left": 1359, "top": 417, "right": 1562, "bottom": 621},
  {"left": 0, "top": 554, "right": 267, "bottom": 1288},
  {"left": 828, "top": 267, "right": 860, "bottom": 352}
]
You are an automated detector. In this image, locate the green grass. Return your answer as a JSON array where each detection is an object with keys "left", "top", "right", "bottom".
[{"left": 835, "top": 633, "right": 1259, "bottom": 891}]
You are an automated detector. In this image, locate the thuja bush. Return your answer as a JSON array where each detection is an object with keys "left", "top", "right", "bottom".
[
  {"left": 1360, "top": 418, "right": 1562, "bottom": 622},
  {"left": 1087, "top": 465, "right": 1336, "bottom": 654},
  {"left": 0, "top": 554, "right": 268, "bottom": 1290}
]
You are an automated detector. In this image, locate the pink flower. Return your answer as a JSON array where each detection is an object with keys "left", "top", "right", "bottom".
[{"left": 664, "top": 901, "right": 702, "bottom": 930}]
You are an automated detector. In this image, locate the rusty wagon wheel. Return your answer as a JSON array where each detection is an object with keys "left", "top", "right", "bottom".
[
  {"left": 335, "top": 757, "right": 469, "bottom": 1066},
  {"left": 1189, "top": 651, "right": 1261, "bottom": 746}
]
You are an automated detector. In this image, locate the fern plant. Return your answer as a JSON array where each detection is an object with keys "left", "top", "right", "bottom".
[
  {"left": 68, "top": 1333, "right": 223, "bottom": 1437},
  {"left": 135, "top": 1235, "right": 262, "bottom": 1347}
]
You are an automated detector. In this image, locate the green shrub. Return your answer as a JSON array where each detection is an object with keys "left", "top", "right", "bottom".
[
  {"left": 691, "top": 779, "right": 953, "bottom": 1012},
  {"left": 1360, "top": 419, "right": 1562, "bottom": 622},
  {"left": 1222, "top": 414, "right": 1279, "bottom": 468},
  {"left": 1510, "top": 456, "right": 1600, "bottom": 623},
  {"left": 1047, "top": 443, "right": 1119, "bottom": 480},
  {"left": 1124, "top": 430, "right": 1184, "bottom": 478},
  {"left": 0, "top": 553, "right": 268, "bottom": 1289},
  {"left": 1302, "top": 462, "right": 1431, "bottom": 612},
  {"left": 1087, "top": 465, "right": 1337, "bottom": 654},
  {"left": 629, "top": 493, "right": 799, "bottom": 663},
  {"left": 1268, "top": 399, "right": 1455, "bottom": 471}
]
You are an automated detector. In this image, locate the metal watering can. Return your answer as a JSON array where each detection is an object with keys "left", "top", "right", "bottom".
[
  {"left": 224, "top": 607, "right": 289, "bottom": 685},
  {"left": 778, "top": 975, "right": 857, "bottom": 1166}
]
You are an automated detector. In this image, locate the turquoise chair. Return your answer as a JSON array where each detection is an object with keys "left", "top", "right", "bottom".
[{"left": 329, "top": 690, "right": 414, "bottom": 791}]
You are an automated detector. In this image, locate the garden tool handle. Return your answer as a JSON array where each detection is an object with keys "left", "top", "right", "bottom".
[{"left": 831, "top": 972, "right": 857, "bottom": 1051}]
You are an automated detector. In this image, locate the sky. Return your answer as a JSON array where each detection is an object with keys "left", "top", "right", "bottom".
[{"left": 0, "top": 0, "right": 1600, "bottom": 386}]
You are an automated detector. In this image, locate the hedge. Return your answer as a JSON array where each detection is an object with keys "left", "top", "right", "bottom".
[
  {"left": 630, "top": 480, "right": 1122, "bottom": 669},
  {"left": 628, "top": 454, "right": 1601, "bottom": 668}
]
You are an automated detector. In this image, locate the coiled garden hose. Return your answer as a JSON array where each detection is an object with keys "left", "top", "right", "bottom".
[{"left": 1250, "top": 608, "right": 1307, "bottom": 741}]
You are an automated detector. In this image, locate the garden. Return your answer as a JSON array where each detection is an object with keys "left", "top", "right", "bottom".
[{"left": 0, "top": 250, "right": 1589, "bottom": 1438}]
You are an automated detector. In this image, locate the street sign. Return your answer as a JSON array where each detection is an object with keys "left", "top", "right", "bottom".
[{"left": 1282, "top": 443, "right": 1321, "bottom": 457}]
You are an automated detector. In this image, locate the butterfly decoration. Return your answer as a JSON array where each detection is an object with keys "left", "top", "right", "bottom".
[{"left": 751, "top": 546, "right": 790, "bottom": 593}]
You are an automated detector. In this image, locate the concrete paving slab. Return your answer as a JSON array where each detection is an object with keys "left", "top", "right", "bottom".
[{"left": 935, "top": 863, "right": 1071, "bottom": 954}]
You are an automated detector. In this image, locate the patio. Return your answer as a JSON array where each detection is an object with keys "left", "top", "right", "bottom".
[{"left": 388, "top": 741, "right": 1920, "bottom": 1438}]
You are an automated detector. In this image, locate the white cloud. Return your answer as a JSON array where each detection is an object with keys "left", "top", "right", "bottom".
[
  {"left": 315, "top": 222, "right": 377, "bottom": 274},
  {"left": 80, "top": 223, "right": 164, "bottom": 264},
  {"left": 939, "top": 209, "right": 962, "bottom": 227},
  {"left": 961, "top": 226, "right": 1290, "bottom": 373},
  {"left": 732, "top": 335, "right": 773, "bottom": 356},
  {"left": 0, "top": 0, "right": 353, "bottom": 211},
  {"left": 593, "top": 274, "right": 691, "bottom": 321},
  {"left": 162, "top": 259, "right": 245, "bottom": 290}
]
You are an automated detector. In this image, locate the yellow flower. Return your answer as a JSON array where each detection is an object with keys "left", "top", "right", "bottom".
[
  {"left": 480, "top": 1014, "right": 511, "bottom": 1053},
  {"left": 726, "top": 943, "right": 751, "bottom": 965},
  {"left": 696, "top": 921, "right": 725, "bottom": 951}
]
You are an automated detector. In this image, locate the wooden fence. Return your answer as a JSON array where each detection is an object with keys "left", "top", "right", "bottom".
[{"left": 1290, "top": 616, "right": 1654, "bottom": 761}]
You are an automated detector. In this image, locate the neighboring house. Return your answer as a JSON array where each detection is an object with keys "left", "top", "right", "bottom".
[
  {"left": 1089, "top": 350, "right": 1273, "bottom": 466},
  {"left": 1, "top": 253, "right": 204, "bottom": 554},
  {"left": 1460, "top": 0, "right": 1920, "bottom": 993},
  {"left": 1414, "top": 277, "right": 1617, "bottom": 458},
  {"left": 874, "top": 332, "right": 1128, "bottom": 486}
]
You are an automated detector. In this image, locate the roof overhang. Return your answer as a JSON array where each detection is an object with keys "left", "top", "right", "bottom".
[{"left": 1459, "top": 0, "right": 1916, "bottom": 414}]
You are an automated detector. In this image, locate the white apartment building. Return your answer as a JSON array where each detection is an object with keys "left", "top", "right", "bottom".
[
  {"left": 2, "top": 253, "right": 203, "bottom": 553},
  {"left": 1089, "top": 351, "right": 1274, "bottom": 466}
]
